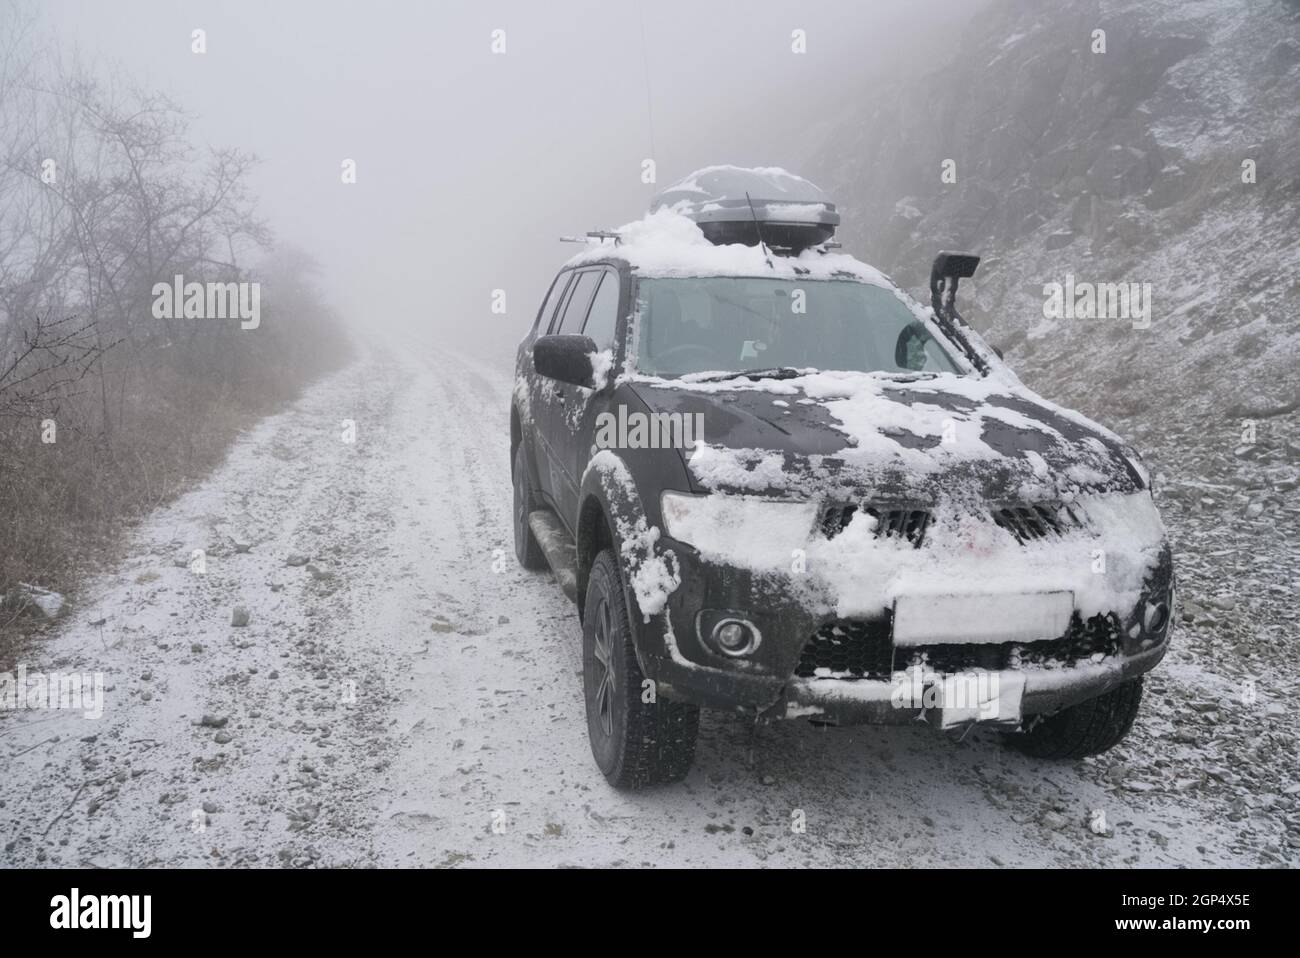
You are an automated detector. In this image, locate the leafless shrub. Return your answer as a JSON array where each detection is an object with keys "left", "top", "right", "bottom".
[{"left": 0, "top": 7, "right": 350, "bottom": 664}]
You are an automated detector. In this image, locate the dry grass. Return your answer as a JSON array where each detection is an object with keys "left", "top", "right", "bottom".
[{"left": 0, "top": 322, "right": 351, "bottom": 671}]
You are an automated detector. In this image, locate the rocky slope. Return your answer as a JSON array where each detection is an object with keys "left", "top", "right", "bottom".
[
  {"left": 806, "top": 0, "right": 1300, "bottom": 857},
  {"left": 811, "top": 0, "right": 1300, "bottom": 420}
]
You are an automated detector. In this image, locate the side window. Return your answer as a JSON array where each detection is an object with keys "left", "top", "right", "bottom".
[
  {"left": 548, "top": 272, "right": 580, "bottom": 334},
  {"left": 582, "top": 271, "right": 620, "bottom": 351},
  {"left": 535, "top": 271, "right": 571, "bottom": 333},
  {"left": 555, "top": 270, "right": 600, "bottom": 334}
]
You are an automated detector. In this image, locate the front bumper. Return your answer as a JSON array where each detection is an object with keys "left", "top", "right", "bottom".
[{"left": 633, "top": 539, "right": 1174, "bottom": 726}]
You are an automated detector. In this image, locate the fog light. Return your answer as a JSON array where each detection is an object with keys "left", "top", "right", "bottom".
[
  {"left": 711, "top": 618, "right": 759, "bottom": 657},
  {"left": 1143, "top": 601, "right": 1169, "bottom": 635}
]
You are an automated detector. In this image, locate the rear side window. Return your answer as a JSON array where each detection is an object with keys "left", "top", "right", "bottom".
[
  {"left": 535, "top": 272, "right": 571, "bottom": 333},
  {"left": 555, "top": 270, "right": 600, "bottom": 334},
  {"left": 582, "top": 271, "right": 620, "bottom": 351}
]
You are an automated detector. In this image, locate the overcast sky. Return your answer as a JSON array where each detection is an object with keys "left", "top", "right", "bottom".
[{"left": 36, "top": 0, "right": 977, "bottom": 358}]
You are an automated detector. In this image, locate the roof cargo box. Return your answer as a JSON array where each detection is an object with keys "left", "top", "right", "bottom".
[{"left": 649, "top": 165, "right": 840, "bottom": 253}]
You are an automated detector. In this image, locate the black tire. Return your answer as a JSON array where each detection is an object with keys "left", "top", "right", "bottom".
[
  {"left": 512, "top": 443, "right": 547, "bottom": 570},
  {"left": 1006, "top": 677, "right": 1145, "bottom": 759},
  {"left": 583, "top": 548, "right": 699, "bottom": 788}
]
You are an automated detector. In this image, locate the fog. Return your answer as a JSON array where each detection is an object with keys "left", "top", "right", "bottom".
[
  {"left": 6, "top": 0, "right": 1296, "bottom": 876},
  {"left": 39, "top": 0, "right": 979, "bottom": 360}
]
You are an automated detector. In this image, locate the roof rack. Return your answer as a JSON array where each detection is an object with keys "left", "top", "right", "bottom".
[{"left": 558, "top": 230, "right": 622, "bottom": 245}]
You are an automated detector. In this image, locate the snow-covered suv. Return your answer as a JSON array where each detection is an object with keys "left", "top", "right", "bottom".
[{"left": 511, "top": 168, "right": 1173, "bottom": 789}]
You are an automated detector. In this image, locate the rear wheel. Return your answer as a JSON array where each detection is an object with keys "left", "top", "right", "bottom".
[
  {"left": 583, "top": 548, "right": 699, "bottom": 788},
  {"left": 512, "top": 443, "right": 546, "bottom": 570},
  {"left": 1005, "top": 677, "right": 1145, "bottom": 759}
]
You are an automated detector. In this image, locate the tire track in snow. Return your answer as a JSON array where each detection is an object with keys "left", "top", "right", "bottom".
[{"left": 0, "top": 352, "right": 416, "bottom": 866}]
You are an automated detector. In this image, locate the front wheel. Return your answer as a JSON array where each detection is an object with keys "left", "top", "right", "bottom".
[
  {"left": 1004, "top": 677, "right": 1145, "bottom": 759},
  {"left": 583, "top": 548, "right": 699, "bottom": 788}
]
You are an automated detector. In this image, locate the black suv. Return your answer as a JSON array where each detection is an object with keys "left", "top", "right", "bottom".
[{"left": 511, "top": 169, "right": 1173, "bottom": 789}]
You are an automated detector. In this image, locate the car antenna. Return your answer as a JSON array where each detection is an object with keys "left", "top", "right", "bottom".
[{"left": 744, "top": 192, "right": 775, "bottom": 269}]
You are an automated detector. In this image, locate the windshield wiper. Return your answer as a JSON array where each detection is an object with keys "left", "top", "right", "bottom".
[{"left": 693, "top": 366, "right": 805, "bottom": 383}]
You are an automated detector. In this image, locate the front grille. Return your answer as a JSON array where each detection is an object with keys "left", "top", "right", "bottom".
[
  {"left": 795, "top": 619, "right": 894, "bottom": 679},
  {"left": 990, "top": 502, "right": 1086, "bottom": 543},
  {"left": 820, "top": 502, "right": 1088, "bottom": 547},
  {"left": 1016, "top": 613, "right": 1121, "bottom": 665},
  {"left": 820, "top": 504, "right": 931, "bottom": 546},
  {"left": 793, "top": 613, "right": 1121, "bottom": 680}
]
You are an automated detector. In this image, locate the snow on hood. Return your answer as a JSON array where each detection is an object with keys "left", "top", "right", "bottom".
[
  {"left": 801, "top": 490, "right": 1166, "bottom": 621},
  {"left": 625, "top": 367, "right": 1163, "bottom": 624},
  {"left": 630, "top": 369, "right": 1145, "bottom": 504}
]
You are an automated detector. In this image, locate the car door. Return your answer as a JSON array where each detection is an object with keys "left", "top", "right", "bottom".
[
  {"left": 526, "top": 269, "right": 573, "bottom": 500},
  {"left": 560, "top": 268, "right": 622, "bottom": 511},
  {"left": 536, "top": 267, "right": 601, "bottom": 520}
]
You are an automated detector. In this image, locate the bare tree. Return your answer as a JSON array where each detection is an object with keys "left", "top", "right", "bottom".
[{"left": 0, "top": 3, "right": 347, "bottom": 648}]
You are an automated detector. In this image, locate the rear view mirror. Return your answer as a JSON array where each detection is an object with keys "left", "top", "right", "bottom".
[
  {"left": 534, "top": 334, "right": 598, "bottom": 389},
  {"left": 895, "top": 324, "right": 928, "bottom": 371}
]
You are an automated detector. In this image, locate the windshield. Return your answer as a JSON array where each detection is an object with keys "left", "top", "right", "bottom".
[{"left": 633, "top": 276, "right": 962, "bottom": 378}]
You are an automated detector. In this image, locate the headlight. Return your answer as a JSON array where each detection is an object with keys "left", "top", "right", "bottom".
[{"left": 660, "top": 491, "right": 817, "bottom": 566}]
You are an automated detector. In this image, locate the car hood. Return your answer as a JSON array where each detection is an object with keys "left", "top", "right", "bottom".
[{"left": 627, "top": 371, "right": 1146, "bottom": 503}]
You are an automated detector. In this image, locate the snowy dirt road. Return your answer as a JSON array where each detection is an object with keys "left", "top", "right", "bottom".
[{"left": 2, "top": 342, "right": 1294, "bottom": 868}]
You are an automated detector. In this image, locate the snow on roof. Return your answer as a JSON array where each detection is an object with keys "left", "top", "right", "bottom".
[
  {"left": 650, "top": 165, "right": 832, "bottom": 206},
  {"left": 565, "top": 209, "right": 891, "bottom": 285},
  {"left": 645, "top": 165, "right": 839, "bottom": 252}
]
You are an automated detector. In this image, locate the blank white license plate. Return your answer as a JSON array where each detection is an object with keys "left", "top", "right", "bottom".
[{"left": 893, "top": 591, "right": 1074, "bottom": 646}]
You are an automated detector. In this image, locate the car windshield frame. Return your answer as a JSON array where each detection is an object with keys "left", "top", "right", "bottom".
[{"left": 628, "top": 274, "right": 969, "bottom": 380}]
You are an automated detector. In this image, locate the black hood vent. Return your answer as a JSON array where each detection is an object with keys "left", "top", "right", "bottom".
[
  {"left": 990, "top": 502, "right": 1087, "bottom": 543},
  {"left": 821, "top": 503, "right": 931, "bottom": 547}
]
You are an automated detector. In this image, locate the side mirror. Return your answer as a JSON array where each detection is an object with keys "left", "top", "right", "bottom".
[
  {"left": 534, "top": 334, "right": 598, "bottom": 389},
  {"left": 929, "top": 250, "right": 981, "bottom": 320},
  {"left": 927, "top": 250, "right": 989, "bottom": 376},
  {"left": 930, "top": 251, "right": 981, "bottom": 285}
]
